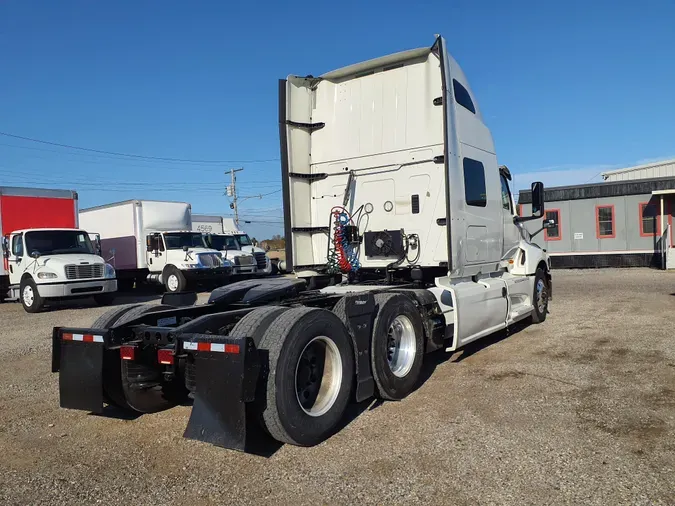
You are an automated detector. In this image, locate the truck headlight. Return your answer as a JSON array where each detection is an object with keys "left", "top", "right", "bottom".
[
  {"left": 37, "top": 271, "right": 58, "bottom": 279},
  {"left": 105, "top": 263, "right": 116, "bottom": 278},
  {"left": 221, "top": 259, "right": 233, "bottom": 268},
  {"left": 180, "top": 263, "right": 200, "bottom": 269}
]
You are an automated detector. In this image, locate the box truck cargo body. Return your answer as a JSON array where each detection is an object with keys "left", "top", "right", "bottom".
[
  {"left": 0, "top": 186, "right": 117, "bottom": 312},
  {"left": 80, "top": 200, "right": 232, "bottom": 292}
]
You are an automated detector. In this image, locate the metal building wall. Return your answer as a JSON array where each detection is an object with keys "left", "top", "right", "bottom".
[{"left": 520, "top": 193, "right": 669, "bottom": 267}]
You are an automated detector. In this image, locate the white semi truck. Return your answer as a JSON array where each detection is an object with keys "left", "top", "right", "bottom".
[
  {"left": 52, "top": 35, "right": 552, "bottom": 452},
  {"left": 192, "top": 214, "right": 273, "bottom": 275},
  {"left": 0, "top": 186, "right": 117, "bottom": 313},
  {"left": 79, "top": 200, "right": 232, "bottom": 293}
]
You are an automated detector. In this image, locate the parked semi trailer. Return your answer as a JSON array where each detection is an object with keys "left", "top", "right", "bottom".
[
  {"left": 0, "top": 186, "right": 117, "bottom": 312},
  {"left": 52, "top": 36, "right": 552, "bottom": 451},
  {"left": 79, "top": 200, "right": 232, "bottom": 292}
]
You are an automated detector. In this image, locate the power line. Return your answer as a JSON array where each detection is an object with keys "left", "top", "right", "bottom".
[{"left": 0, "top": 131, "right": 280, "bottom": 164}]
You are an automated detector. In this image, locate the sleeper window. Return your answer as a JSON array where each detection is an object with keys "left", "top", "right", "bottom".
[
  {"left": 463, "top": 158, "right": 487, "bottom": 207},
  {"left": 453, "top": 79, "right": 476, "bottom": 114}
]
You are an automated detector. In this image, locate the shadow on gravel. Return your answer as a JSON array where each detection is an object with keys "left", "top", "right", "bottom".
[
  {"left": 413, "top": 319, "right": 533, "bottom": 392},
  {"left": 92, "top": 405, "right": 143, "bottom": 421}
]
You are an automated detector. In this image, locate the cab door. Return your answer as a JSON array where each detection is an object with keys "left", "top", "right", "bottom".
[
  {"left": 500, "top": 171, "right": 520, "bottom": 254},
  {"left": 7, "top": 233, "right": 25, "bottom": 285}
]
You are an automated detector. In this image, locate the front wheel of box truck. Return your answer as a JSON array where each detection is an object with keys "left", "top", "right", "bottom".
[
  {"left": 163, "top": 266, "right": 186, "bottom": 293},
  {"left": 20, "top": 277, "right": 45, "bottom": 313},
  {"left": 256, "top": 307, "right": 355, "bottom": 447}
]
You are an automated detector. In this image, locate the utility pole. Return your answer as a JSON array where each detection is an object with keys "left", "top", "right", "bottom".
[{"left": 226, "top": 168, "right": 244, "bottom": 227}]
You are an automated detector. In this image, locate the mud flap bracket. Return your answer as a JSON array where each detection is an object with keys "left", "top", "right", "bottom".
[{"left": 344, "top": 293, "right": 376, "bottom": 402}]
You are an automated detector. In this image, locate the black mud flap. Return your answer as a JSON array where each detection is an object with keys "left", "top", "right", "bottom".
[
  {"left": 52, "top": 327, "right": 109, "bottom": 414},
  {"left": 344, "top": 293, "right": 376, "bottom": 403},
  {"left": 182, "top": 334, "right": 260, "bottom": 452}
]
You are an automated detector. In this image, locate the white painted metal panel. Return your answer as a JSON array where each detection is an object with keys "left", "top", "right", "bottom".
[
  {"left": 79, "top": 202, "right": 135, "bottom": 239},
  {"left": 140, "top": 201, "right": 191, "bottom": 233}
]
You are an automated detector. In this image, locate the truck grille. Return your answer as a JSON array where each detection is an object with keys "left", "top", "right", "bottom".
[
  {"left": 234, "top": 255, "right": 255, "bottom": 266},
  {"left": 64, "top": 264, "right": 105, "bottom": 280},
  {"left": 253, "top": 252, "right": 267, "bottom": 269},
  {"left": 197, "top": 253, "right": 222, "bottom": 268}
]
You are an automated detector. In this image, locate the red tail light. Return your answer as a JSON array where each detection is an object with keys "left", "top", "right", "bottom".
[
  {"left": 120, "top": 346, "right": 136, "bottom": 361},
  {"left": 157, "top": 349, "right": 174, "bottom": 365}
]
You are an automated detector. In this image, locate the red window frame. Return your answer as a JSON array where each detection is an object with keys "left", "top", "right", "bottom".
[
  {"left": 595, "top": 204, "right": 616, "bottom": 239},
  {"left": 639, "top": 202, "right": 661, "bottom": 237},
  {"left": 517, "top": 204, "right": 523, "bottom": 217},
  {"left": 544, "top": 208, "right": 561, "bottom": 241}
]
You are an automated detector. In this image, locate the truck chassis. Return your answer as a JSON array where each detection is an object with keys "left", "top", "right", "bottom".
[{"left": 51, "top": 276, "right": 483, "bottom": 452}]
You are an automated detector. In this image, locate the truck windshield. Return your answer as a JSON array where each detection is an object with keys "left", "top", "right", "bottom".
[
  {"left": 25, "top": 230, "right": 95, "bottom": 256},
  {"left": 163, "top": 233, "right": 206, "bottom": 250},
  {"left": 235, "top": 234, "right": 252, "bottom": 246},
  {"left": 206, "top": 235, "right": 240, "bottom": 251}
]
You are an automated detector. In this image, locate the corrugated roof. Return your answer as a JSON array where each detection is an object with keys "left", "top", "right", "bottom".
[{"left": 601, "top": 158, "right": 675, "bottom": 179}]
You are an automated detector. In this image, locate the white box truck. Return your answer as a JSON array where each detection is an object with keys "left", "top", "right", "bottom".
[
  {"left": 53, "top": 35, "right": 552, "bottom": 452},
  {"left": 1, "top": 186, "right": 117, "bottom": 313},
  {"left": 79, "top": 200, "right": 232, "bottom": 293},
  {"left": 192, "top": 214, "right": 272, "bottom": 275}
]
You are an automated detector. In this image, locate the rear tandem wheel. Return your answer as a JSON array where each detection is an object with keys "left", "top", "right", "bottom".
[{"left": 252, "top": 306, "right": 355, "bottom": 447}]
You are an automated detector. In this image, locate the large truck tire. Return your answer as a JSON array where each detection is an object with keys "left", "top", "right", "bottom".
[
  {"left": 20, "top": 277, "right": 45, "bottom": 313},
  {"left": 370, "top": 293, "right": 424, "bottom": 401},
  {"left": 530, "top": 268, "right": 549, "bottom": 324},
  {"left": 256, "top": 307, "right": 355, "bottom": 447},
  {"left": 229, "top": 306, "right": 289, "bottom": 346},
  {"left": 113, "top": 303, "right": 186, "bottom": 413}
]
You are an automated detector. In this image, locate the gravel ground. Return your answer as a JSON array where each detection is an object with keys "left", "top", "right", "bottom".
[{"left": 0, "top": 269, "right": 673, "bottom": 505}]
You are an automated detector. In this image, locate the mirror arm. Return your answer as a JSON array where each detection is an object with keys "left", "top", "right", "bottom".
[{"left": 514, "top": 215, "right": 542, "bottom": 224}]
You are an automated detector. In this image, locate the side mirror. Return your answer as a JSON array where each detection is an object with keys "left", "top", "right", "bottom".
[
  {"left": 543, "top": 219, "right": 556, "bottom": 229},
  {"left": 31, "top": 250, "right": 41, "bottom": 259},
  {"left": 531, "top": 181, "right": 544, "bottom": 218},
  {"left": 146, "top": 235, "right": 154, "bottom": 252},
  {"left": 1, "top": 236, "right": 8, "bottom": 258},
  {"left": 265, "top": 245, "right": 270, "bottom": 252}
]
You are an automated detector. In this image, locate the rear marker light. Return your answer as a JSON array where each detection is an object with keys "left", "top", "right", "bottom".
[
  {"left": 120, "top": 346, "right": 136, "bottom": 361},
  {"left": 157, "top": 349, "right": 174, "bottom": 365},
  {"left": 224, "top": 344, "right": 240, "bottom": 354}
]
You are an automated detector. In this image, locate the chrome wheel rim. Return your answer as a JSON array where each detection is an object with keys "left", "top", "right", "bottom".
[
  {"left": 295, "top": 336, "right": 342, "bottom": 417},
  {"left": 23, "top": 286, "right": 34, "bottom": 307},
  {"left": 167, "top": 274, "right": 179, "bottom": 292},
  {"left": 387, "top": 315, "right": 416, "bottom": 378},
  {"left": 536, "top": 279, "right": 547, "bottom": 313}
]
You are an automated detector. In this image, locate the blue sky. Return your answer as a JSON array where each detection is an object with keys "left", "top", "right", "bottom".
[{"left": 2, "top": 0, "right": 674, "bottom": 239}]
